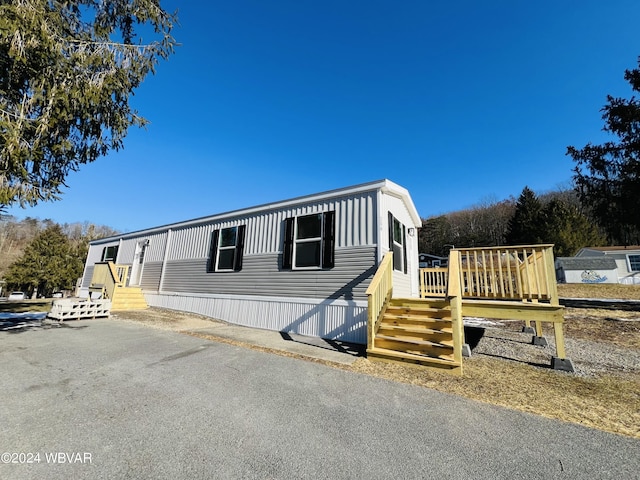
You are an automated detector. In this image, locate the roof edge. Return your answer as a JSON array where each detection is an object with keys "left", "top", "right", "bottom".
[{"left": 90, "top": 179, "right": 420, "bottom": 245}]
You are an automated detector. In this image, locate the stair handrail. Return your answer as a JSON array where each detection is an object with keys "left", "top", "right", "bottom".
[
  {"left": 365, "top": 252, "right": 394, "bottom": 350},
  {"left": 447, "top": 250, "right": 464, "bottom": 365}
]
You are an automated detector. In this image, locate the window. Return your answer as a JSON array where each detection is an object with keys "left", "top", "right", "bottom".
[
  {"left": 282, "top": 211, "right": 335, "bottom": 269},
  {"left": 207, "top": 225, "right": 246, "bottom": 272},
  {"left": 628, "top": 254, "right": 640, "bottom": 272},
  {"left": 101, "top": 245, "right": 118, "bottom": 262},
  {"left": 388, "top": 212, "right": 407, "bottom": 273}
]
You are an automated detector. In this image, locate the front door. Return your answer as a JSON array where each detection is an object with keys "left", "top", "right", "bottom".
[{"left": 129, "top": 241, "right": 148, "bottom": 286}]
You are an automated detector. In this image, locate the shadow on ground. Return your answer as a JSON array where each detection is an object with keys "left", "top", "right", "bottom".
[{"left": 279, "top": 331, "right": 366, "bottom": 357}]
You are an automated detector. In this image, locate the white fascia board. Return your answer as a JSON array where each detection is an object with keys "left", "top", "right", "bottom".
[
  {"left": 90, "top": 179, "right": 419, "bottom": 245},
  {"left": 379, "top": 179, "right": 422, "bottom": 227}
]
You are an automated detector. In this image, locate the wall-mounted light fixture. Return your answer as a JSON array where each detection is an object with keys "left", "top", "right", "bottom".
[{"left": 408, "top": 228, "right": 415, "bottom": 236}]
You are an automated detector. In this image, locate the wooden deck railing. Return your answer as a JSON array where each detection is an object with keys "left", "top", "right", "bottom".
[
  {"left": 419, "top": 267, "right": 449, "bottom": 298},
  {"left": 420, "top": 245, "right": 558, "bottom": 304},
  {"left": 365, "top": 252, "right": 393, "bottom": 350},
  {"left": 90, "top": 262, "right": 130, "bottom": 300}
]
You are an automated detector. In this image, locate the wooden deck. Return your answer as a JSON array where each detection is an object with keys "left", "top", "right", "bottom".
[{"left": 367, "top": 245, "right": 572, "bottom": 373}]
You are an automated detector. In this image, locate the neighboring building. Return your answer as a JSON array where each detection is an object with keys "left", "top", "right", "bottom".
[
  {"left": 80, "top": 180, "right": 422, "bottom": 343},
  {"left": 555, "top": 257, "right": 618, "bottom": 284},
  {"left": 557, "top": 246, "right": 640, "bottom": 284},
  {"left": 418, "top": 253, "right": 448, "bottom": 268}
]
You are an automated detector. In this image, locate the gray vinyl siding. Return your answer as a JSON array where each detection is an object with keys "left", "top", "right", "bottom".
[
  {"left": 160, "top": 245, "right": 377, "bottom": 301},
  {"left": 117, "top": 238, "right": 136, "bottom": 263},
  {"left": 140, "top": 262, "right": 163, "bottom": 291},
  {"left": 146, "top": 293, "right": 368, "bottom": 343},
  {"left": 81, "top": 265, "right": 94, "bottom": 288},
  {"left": 165, "top": 192, "right": 377, "bottom": 261}
]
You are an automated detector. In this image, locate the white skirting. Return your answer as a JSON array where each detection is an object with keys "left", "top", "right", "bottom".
[{"left": 143, "top": 291, "right": 368, "bottom": 344}]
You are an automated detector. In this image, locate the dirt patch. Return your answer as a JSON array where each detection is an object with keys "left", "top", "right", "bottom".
[
  {"left": 112, "top": 309, "right": 222, "bottom": 332},
  {"left": 563, "top": 308, "right": 640, "bottom": 349},
  {"left": 115, "top": 307, "right": 640, "bottom": 440}
]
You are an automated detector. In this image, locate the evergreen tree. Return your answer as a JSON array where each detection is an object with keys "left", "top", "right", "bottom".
[
  {"left": 505, "top": 187, "right": 543, "bottom": 245},
  {"left": 1, "top": 1, "right": 177, "bottom": 207},
  {"left": 567, "top": 57, "right": 640, "bottom": 245},
  {"left": 5, "top": 224, "right": 80, "bottom": 296},
  {"left": 541, "top": 199, "right": 606, "bottom": 256}
]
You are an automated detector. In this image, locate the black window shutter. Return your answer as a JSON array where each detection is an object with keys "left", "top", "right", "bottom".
[
  {"left": 322, "top": 211, "right": 335, "bottom": 269},
  {"left": 234, "top": 225, "right": 246, "bottom": 271},
  {"left": 282, "top": 217, "right": 295, "bottom": 269},
  {"left": 402, "top": 224, "right": 408, "bottom": 274},
  {"left": 207, "top": 230, "right": 219, "bottom": 272}
]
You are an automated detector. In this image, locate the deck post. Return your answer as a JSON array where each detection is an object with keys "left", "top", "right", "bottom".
[
  {"left": 522, "top": 319, "right": 535, "bottom": 334},
  {"left": 532, "top": 319, "right": 547, "bottom": 346},
  {"left": 448, "top": 250, "right": 466, "bottom": 364}
]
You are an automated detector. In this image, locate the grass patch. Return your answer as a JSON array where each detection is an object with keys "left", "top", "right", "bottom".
[
  {"left": 0, "top": 300, "right": 52, "bottom": 313},
  {"left": 558, "top": 283, "right": 640, "bottom": 300},
  {"left": 349, "top": 356, "right": 639, "bottom": 439}
]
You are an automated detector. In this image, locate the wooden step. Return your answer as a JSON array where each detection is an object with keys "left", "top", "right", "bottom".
[
  {"left": 111, "top": 287, "right": 148, "bottom": 311},
  {"left": 376, "top": 334, "right": 453, "bottom": 350},
  {"left": 377, "top": 324, "right": 453, "bottom": 337},
  {"left": 382, "top": 314, "right": 453, "bottom": 330},
  {"left": 374, "top": 336, "right": 454, "bottom": 360},
  {"left": 366, "top": 347, "right": 461, "bottom": 374},
  {"left": 377, "top": 326, "right": 453, "bottom": 346},
  {"left": 390, "top": 298, "right": 450, "bottom": 309},
  {"left": 386, "top": 304, "right": 451, "bottom": 315}
]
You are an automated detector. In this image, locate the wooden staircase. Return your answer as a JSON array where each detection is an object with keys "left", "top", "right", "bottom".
[
  {"left": 111, "top": 286, "right": 148, "bottom": 311},
  {"left": 89, "top": 262, "right": 148, "bottom": 312},
  {"left": 367, "top": 298, "right": 462, "bottom": 374}
]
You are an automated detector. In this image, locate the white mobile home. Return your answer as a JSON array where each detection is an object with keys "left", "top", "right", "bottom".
[
  {"left": 575, "top": 246, "right": 640, "bottom": 284},
  {"left": 81, "top": 180, "right": 421, "bottom": 343}
]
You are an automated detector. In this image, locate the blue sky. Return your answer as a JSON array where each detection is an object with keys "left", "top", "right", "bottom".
[{"left": 6, "top": 0, "right": 640, "bottom": 232}]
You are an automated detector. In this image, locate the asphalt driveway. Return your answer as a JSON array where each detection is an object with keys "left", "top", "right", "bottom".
[{"left": 1, "top": 319, "right": 638, "bottom": 479}]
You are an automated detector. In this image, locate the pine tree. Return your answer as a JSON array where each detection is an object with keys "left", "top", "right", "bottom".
[
  {"left": 567, "top": 57, "right": 640, "bottom": 245},
  {"left": 1, "top": 1, "right": 177, "bottom": 207},
  {"left": 505, "top": 187, "right": 543, "bottom": 245},
  {"left": 5, "top": 224, "right": 80, "bottom": 297},
  {"left": 541, "top": 199, "right": 606, "bottom": 256}
]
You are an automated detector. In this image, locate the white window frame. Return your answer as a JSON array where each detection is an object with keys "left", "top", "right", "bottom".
[
  {"left": 392, "top": 217, "right": 405, "bottom": 272},
  {"left": 215, "top": 226, "right": 238, "bottom": 272},
  {"left": 293, "top": 213, "right": 324, "bottom": 270},
  {"left": 101, "top": 245, "right": 118, "bottom": 262}
]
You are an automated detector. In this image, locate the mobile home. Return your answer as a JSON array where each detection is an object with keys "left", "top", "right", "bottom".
[{"left": 81, "top": 180, "right": 421, "bottom": 343}]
